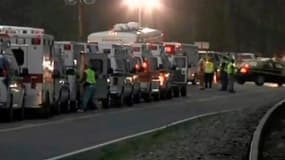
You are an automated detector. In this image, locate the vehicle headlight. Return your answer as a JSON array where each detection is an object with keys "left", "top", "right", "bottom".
[
  {"left": 124, "top": 77, "right": 133, "bottom": 84},
  {"left": 107, "top": 78, "right": 111, "bottom": 84},
  {"left": 9, "top": 83, "right": 18, "bottom": 88},
  {"left": 165, "top": 73, "right": 170, "bottom": 78},
  {"left": 59, "top": 80, "right": 65, "bottom": 84},
  {"left": 133, "top": 75, "right": 138, "bottom": 80}
]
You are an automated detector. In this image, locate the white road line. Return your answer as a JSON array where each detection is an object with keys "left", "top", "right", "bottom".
[
  {"left": 46, "top": 108, "right": 241, "bottom": 160},
  {"left": 0, "top": 95, "right": 226, "bottom": 133}
]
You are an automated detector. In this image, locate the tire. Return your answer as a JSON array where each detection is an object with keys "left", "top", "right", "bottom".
[
  {"left": 8, "top": 94, "right": 13, "bottom": 122},
  {"left": 133, "top": 92, "right": 141, "bottom": 104},
  {"left": 173, "top": 87, "right": 180, "bottom": 97},
  {"left": 255, "top": 76, "right": 265, "bottom": 86},
  {"left": 181, "top": 86, "right": 187, "bottom": 97},
  {"left": 278, "top": 82, "right": 283, "bottom": 87},
  {"left": 19, "top": 98, "right": 25, "bottom": 120},
  {"left": 102, "top": 98, "right": 109, "bottom": 109},
  {"left": 153, "top": 93, "right": 160, "bottom": 101},
  {"left": 237, "top": 79, "right": 245, "bottom": 85},
  {"left": 125, "top": 94, "right": 134, "bottom": 107},
  {"left": 43, "top": 91, "right": 51, "bottom": 118},
  {"left": 143, "top": 93, "right": 151, "bottom": 102},
  {"left": 166, "top": 88, "right": 173, "bottom": 99}
]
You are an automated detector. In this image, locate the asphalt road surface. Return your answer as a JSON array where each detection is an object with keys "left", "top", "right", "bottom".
[{"left": 0, "top": 83, "right": 284, "bottom": 160}]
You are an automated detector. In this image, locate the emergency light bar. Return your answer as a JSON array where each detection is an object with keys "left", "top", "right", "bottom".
[{"left": 0, "top": 25, "right": 45, "bottom": 36}]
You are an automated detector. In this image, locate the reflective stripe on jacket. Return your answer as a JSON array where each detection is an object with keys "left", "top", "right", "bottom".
[
  {"left": 227, "top": 63, "right": 236, "bottom": 75},
  {"left": 205, "top": 61, "right": 214, "bottom": 73},
  {"left": 85, "top": 68, "right": 96, "bottom": 85}
]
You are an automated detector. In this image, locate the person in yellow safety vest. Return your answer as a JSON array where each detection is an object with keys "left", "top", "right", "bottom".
[
  {"left": 78, "top": 63, "right": 97, "bottom": 112},
  {"left": 198, "top": 57, "right": 205, "bottom": 90},
  {"left": 227, "top": 59, "right": 236, "bottom": 93},
  {"left": 204, "top": 58, "right": 215, "bottom": 88}
]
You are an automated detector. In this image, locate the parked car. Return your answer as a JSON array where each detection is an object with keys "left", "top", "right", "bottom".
[{"left": 236, "top": 59, "right": 285, "bottom": 86}]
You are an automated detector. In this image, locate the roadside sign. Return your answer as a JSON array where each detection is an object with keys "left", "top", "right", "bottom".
[{"left": 194, "top": 41, "right": 210, "bottom": 50}]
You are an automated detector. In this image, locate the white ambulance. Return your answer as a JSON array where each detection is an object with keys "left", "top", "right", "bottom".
[
  {"left": 0, "top": 25, "right": 56, "bottom": 117},
  {"left": 88, "top": 22, "right": 164, "bottom": 102},
  {"left": 163, "top": 42, "right": 190, "bottom": 97},
  {"left": 0, "top": 32, "right": 26, "bottom": 121},
  {"left": 54, "top": 41, "right": 86, "bottom": 112},
  {"left": 81, "top": 42, "right": 134, "bottom": 108}
]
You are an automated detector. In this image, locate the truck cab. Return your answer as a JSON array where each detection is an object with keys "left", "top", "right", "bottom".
[
  {"left": 0, "top": 33, "right": 26, "bottom": 121},
  {"left": 54, "top": 41, "right": 86, "bottom": 113},
  {"left": 1, "top": 25, "right": 56, "bottom": 117},
  {"left": 82, "top": 43, "right": 134, "bottom": 108},
  {"left": 130, "top": 43, "right": 161, "bottom": 102},
  {"left": 164, "top": 42, "right": 189, "bottom": 97}
]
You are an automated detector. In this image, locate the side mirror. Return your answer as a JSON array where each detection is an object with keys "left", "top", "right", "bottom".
[
  {"left": 21, "top": 68, "right": 29, "bottom": 77},
  {"left": 158, "top": 64, "right": 163, "bottom": 69},
  {"left": 108, "top": 68, "right": 113, "bottom": 74}
]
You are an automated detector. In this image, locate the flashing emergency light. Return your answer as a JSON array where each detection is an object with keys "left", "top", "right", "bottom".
[
  {"left": 64, "top": 44, "right": 72, "bottom": 51},
  {"left": 164, "top": 45, "right": 174, "bottom": 54}
]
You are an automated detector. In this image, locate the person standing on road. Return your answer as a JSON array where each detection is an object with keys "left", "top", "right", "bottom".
[
  {"left": 79, "top": 63, "right": 97, "bottom": 112},
  {"left": 227, "top": 59, "right": 236, "bottom": 93},
  {"left": 219, "top": 62, "right": 228, "bottom": 91},
  {"left": 198, "top": 57, "right": 205, "bottom": 90},
  {"left": 204, "top": 58, "right": 215, "bottom": 88}
]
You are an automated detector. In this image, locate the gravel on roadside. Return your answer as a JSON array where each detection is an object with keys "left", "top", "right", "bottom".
[
  {"left": 64, "top": 104, "right": 275, "bottom": 160},
  {"left": 126, "top": 105, "right": 271, "bottom": 160}
]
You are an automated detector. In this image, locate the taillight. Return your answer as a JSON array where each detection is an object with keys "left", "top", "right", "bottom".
[
  {"left": 142, "top": 62, "right": 148, "bottom": 69},
  {"left": 240, "top": 67, "right": 248, "bottom": 74},
  {"left": 164, "top": 45, "right": 175, "bottom": 54},
  {"left": 135, "top": 64, "right": 140, "bottom": 70},
  {"left": 64, "top": 44, "right": 72, "bottom": 50},
  {"left": 32, "top": 38, "right": 41, "bottom": 45}
]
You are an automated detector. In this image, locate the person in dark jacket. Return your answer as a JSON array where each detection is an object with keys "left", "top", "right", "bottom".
[{"left": 219, "top": 62, "right": 228, "bottom": 91}]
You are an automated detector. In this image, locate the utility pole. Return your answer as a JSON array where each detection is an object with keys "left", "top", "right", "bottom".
[
  {"left": 78, "top": 1, "right": 84, "bottom": 41},
  {"left": 64, "top": 0, "right": 96, "bottom": 41}
]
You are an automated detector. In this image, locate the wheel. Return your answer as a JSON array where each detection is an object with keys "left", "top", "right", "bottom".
[
  {"left": 101, "top": 98, "right": 109, "bottom": 109},
  {"left": 19, "top": 98, "right": 25, "bottom": 120},
  {"left": 160, "top": 90, "right": 166, "bottom": 100},
  {"left": 143, "top": 93, "right": 151, "bottom": 102},
  {"left": 166, "top": 88, "right": 173, "bottom": 99},
  {"left": 181, "top": 86, "right": 187, "bottom": 97},
  {"left": 173, "top": 87, "right": 180, "bottom": 97},
  {"left": 133, "top": 92, "right": 141, "bottom": 104},
  {"left": 70, "top": 100, "right": 78, "bottom": 112},
  {"left": 278, "top": 82, "right": 283, "bottom": 87},
  {"left": 153, "top": 93, "right": 160, "bottom": 101},
  {"left": 43, "top": 91, "right": 51, "bottom": 118},
  {"left": 8, "top": 94, "right": 13, "bottom": 122},
  {"left": 125, "top": 94, "right": 134, "bottom": 107},
  {"left": 255, "top": 76, "right": 265, "bottom": 86},
  {"left": 237, "top": 79, "right": 245, "bottom": 85}
]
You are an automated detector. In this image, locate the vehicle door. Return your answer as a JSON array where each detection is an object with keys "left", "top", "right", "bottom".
[
  {"left": 172, "top": 56, "right": 188, "bottom": 84},
  {"left": 272, "top": 62, "right": 285, "bottom": 83},
  {"left": 260, "top": 61, "right": 277, "bottom": 82},
  {"left": 87, "top": 54, "right": 109, "bottom": 99}
]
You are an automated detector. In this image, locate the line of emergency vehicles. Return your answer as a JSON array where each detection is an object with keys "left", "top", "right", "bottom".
[{"left": 0, "top": 22, "right": 199, "bottom": 121}]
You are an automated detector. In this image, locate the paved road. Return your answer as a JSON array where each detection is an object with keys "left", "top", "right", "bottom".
[{"left": 0, "top": 84, "right": 284, "bottom": 160}]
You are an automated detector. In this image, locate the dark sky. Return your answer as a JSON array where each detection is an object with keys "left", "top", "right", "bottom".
[{"left": 84, "top": 0, "right": 195, "bottom": 42}]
